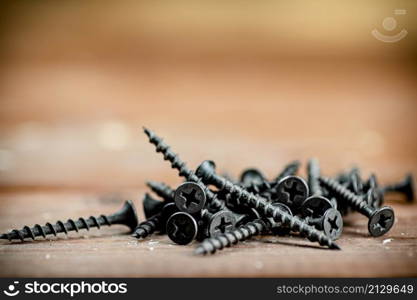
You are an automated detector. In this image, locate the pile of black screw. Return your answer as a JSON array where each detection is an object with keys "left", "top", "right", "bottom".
[
  {"left": 132, "top": 128, "right": 414, "bottom": 254},
  {"left": 1, "top": 127, "right": 414, "bottom": 255}
]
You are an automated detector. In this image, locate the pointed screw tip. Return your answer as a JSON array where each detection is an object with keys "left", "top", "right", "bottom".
[
  {"left": 146, "top": 181, "right": 157, "bottom": 188},
  {"left": 142, "top": 127, "right": 151, "bottom": 136},
  {"left": 194, "top": 247, "right": 207, "bottom": 256}
]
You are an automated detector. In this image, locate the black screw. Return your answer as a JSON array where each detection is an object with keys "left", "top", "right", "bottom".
[
  {"left": 221, "top": 172, "right": 237, "bottom": 184},
  {"left": 331, "top": 167, "right": 364, "bottom": 215},
  {"left": 262, "top": 161, "right": 301, "bottom": 201},
  {"left": 142, "top": 193, "right": 165, "bottom": 219},
  {"left": 166, "top": 212, "right": 198, "bottom": 245},
  {"left": 195, "top": 202, "right": 292, "bottom": 255},
  {"left": 194, "top": 219, "right": 269, "bottom": 255},
  {"left": 143, "top": 127, "right": 231, "bottom": 214},
  {"left": 319, "top": 177, "right": 395, "bottom": 237},
  {"left": 174, "top": 182, "right": 206, "bottom": 214},
  {"left": 148, "top": 181, "right": 237, "bottom": 239},
  {"left": 353, "top": 173, "right": 383, "bottom": 206},
  {"left": 0, "top": 201, "right": 139, "bottom": 242},
  {"left": 360, "top": 174, "right": 384, "bottom": 208},
  {"left": 139, "top": 183, "right": 176, "bottom": 236},
  {"left": 146, "top": 181, "right": 175, "bottom": 203},
  {"left": 270, "top": 160, "right": 301, "bottom": 187},
  {"left": 382, "top": 173, "right": 415, "bottom": 202},
  {"left": 175, "top": 182, "right": 236, "bottom": 237},
  {"left": 234, "top": 206, "right": 262, "bottom": 228},
  {"left": 266, "top": 202, "right": 293, "bottom": 236},
  {"left": 218, "top": 192, "right": 262, "bottom": 227},
  {"left": 303, "top": 208, "right": 343, "bottom": 240},
  {"left": 240, "top": 168, "right": 265, "bottom": 187},
  {"left": 203, "top": 210, "right": 236, "bottom": 237},
  {"left": 305, "top": 158, "right": 338, "bottom": 213},
  {"left": 133, "top": 202, "right": 177, "bottom": 239},
  {"left": 195, "top": 160, "right": 340, "bottom": 249},
  {"left": 363, "top": 173, "right": 378, "bottom": 192},
  {"left": 307, "top": 158, "right": 323, "bottom": 196},
  {"left": 132, "top": 215, "right": 160, "bottom": 239},
  {"left": 274, "top": 175, "right": 309, "bottom": 210},
  {"left": 143, "top": 127, "right": 242, "bottom": 235},
  {"left": 239, "top": 168, "right": 270, "bottom": 194},
  {"left": 334, "top": 167, "right": 364, "bottom": 212},
  {"left": 301, "top": 195, "right": 334, "bottom": 218},
  {"left": 347, "top": 168, "right": 364, "bottom": 195},
  {"left": 335, "top": 167, "right": 360, "bottom": 186}
]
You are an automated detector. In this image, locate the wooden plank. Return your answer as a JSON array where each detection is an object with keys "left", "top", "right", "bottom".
[{"left": 0, "top": 191, "right": 416, "bottom": 277}]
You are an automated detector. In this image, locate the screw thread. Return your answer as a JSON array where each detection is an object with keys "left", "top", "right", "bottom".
[
  {"left": 0, "top": 215, "right": 111, "bottom": 242},
  {"left": 132, "top": 213, "right": 162, "bottom": 239},
  {"left": 144, "top": 127, "right": 226, "bottom": 212},
  {"left": 146, "top": 181, "right": 175, "bottom": 202},
  {"left": 307, "top": 159, "right": 322, "bottom": 196},
  {"left": 319, "top": 177, "right": 372, "bottom": 216},
  {"left": 195, "top": 219, "right": 267, "bottom": 255},
  {"left": 263, "top": 201, "right": 338, "bottom": 248},
  {"left": 206, "top": 176, "right": 339, "bottom": 249}
]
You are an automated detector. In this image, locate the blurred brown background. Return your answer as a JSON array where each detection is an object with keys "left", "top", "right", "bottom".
[{"left": 0, "top": 0, "right": 416, "bottom": 277}]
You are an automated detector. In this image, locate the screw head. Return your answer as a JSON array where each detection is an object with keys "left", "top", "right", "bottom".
[
  {"left": 161, "top": 202, "right": 178, "bottom": 220},
  {"left": 174, "top": 182, "right": 206, "bottom": 214},
  {"left": 322, "top": 208, "right": 343, "bottom": 240},
  {"left": 111, "top": 200, "right": 139, "bottom": 232},
  {"left": 166, "top": 212, "right": 198, "bottom": 245},
  {"left": 368, "top": 206, "right": 395, "bottom": 237},
  {"left": 208, "top": 211, "right": 236, "bottom": 237},
  {"left": 195, "top": 160, "right": 216, "bottom": 182},
  {"left": 301, "top": 196, "right": 333, "bottom": 218},
  {"left": 224, "top": 193, "right": 252, "bottom": 214},
  {"left": 158, "top": 202, "right": 178, "bottom": 234},
  {"left": 240, "top": 168, "right": 265, "bottom": 187},
  {"left": 275, "top": 176, "right": 309, "bottom": 210}
]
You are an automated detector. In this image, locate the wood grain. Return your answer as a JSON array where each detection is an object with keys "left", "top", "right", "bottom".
[{"left": 0, "top": 0, "right": 417, "bottom": 277}]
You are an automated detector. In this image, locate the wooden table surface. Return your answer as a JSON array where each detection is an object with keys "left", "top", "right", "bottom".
[
  {"left": 1, "top": 59, "right": 417, "bottom": 277},
  {"left": 0, "top": 190, "right": 416, "bottom": 277}
]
